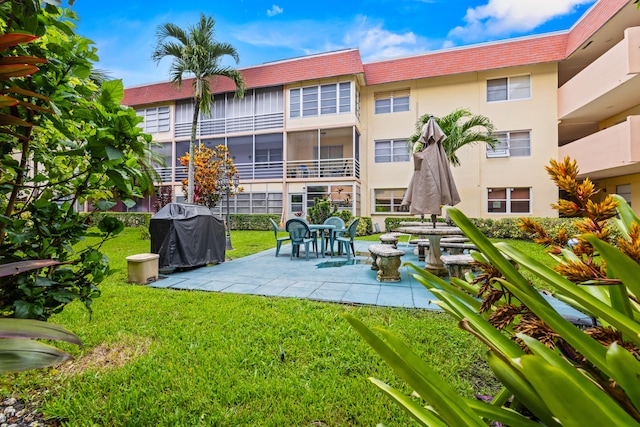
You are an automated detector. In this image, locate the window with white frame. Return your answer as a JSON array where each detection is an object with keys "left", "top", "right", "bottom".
[
  {"left": 375, "top": 139, "right": 410, "bottom": 163},
  {"left": 289, "top": 82, "right": 351, "bottom": 118},
  {"left": 136, "top": 106, "right": 170, "bottom": 133},
  {"left": 374, "top": 189, "right": 406, "bottom": 213},
  {"left": 486, "top": 75, "right": 531, "bottom": 102},
  {"left": 374, "top": 90, "right": 410, "bottom": 114},
  {"left": 616, "top": 184, "right": 632, "bottom": 207},
  {"left": 487, "top": 131, "right": 531, "bottom": 158},
  {"left": 487, "top": 187, "right": 531, "bottom": 213}
]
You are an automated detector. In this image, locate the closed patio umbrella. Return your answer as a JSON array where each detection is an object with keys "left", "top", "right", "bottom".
[{"left": 401, "top": 116, "right": 460, "bottom": 226}]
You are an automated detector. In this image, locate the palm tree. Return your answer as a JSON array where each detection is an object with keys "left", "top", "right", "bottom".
[
  {"left": 408, "top": 108, "right": 497, "bottom": 167},
  {"left": 152, "top": 14, "right": 245, "bottom": 203}
]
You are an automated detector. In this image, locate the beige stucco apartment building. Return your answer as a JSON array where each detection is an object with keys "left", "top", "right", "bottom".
[{"left": 122, "top": 0, "right": 640, "bottom": 226}]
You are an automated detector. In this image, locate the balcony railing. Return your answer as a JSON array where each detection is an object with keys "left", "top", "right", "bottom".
[
  {"left": 235, "top": 161, "right": 284, "bottom": 180},
  {"left": 155, "top": 167, "right": 173, "bottom": 183},
  {"left": 286, "top": 158, "right": 360, "bottom": 179},
  {"left": 174, "top": 112, "right": 284, "bottom": 138},
  {"left": 156, "top": 158, "right": 360, "bottom": 184}
]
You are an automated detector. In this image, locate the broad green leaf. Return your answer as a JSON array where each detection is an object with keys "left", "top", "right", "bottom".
[
  {"left": 369, "top": 378, "right": 448, "bottom": 427},
  {"left": 518, "top": 355, "right": 638, "bottom": 427},
  {"left": 487, "top": 352, "right": 560, "bottom": 427},
  {"left": 583, "top": 234, "right": 640, "bottom": 304},
  {"left": 100, "top": 79, "right": 124, "bottom": 105},
  {"left": 405, "top": 263, "right": 481, "bottom": 311},
  {"left": 447, "top": 208, "right": 549, "bottom": 306},
  {"left": 430, "top": 289, "right": 525, "bottom": 358},
  {"left": 345, "top": 315, "right": 485, "bottom": 427},
  {"left": 0, "top": 319, "right": 81, "bottom": 345},
  {"left": 612, "top": 195, "right": 640, "bottom": 236},
  {"left": 0, "top": 339, "right": 72, "bottom": 374},
  {"left": 497, "top": 243, "right": 640, "bottom": 349},
  {"left": 465, "top": 397, "right": 542, "bottom": 427},
  {"left": 95, "top": 199, "right": 117, "bottom": 211},
  {"left": 105, "top": 145, "right": 124, "bottom": 160},
  {"left": 606, "top": 342, "right": 640, "bottom": 410}
]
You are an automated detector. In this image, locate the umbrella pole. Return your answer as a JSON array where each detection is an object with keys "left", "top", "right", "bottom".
[
  {"left": 420, "top": 214, "right": 424, "bottom": 223},
  {"left": 431, "top": 214, "right": 437, "bottom": 228}
]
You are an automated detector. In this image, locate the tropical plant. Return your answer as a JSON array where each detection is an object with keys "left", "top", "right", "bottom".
[
  {"left": 409, "top": 108, "right": 497, "bottom": 167},
  {"left": 178, "top": 144, "right": 241, "bottom": 208},
  {"left": 0, "top": 3, "right": 157, "bottom": 319},
  {"left": 347, "top": 157, "right": 640, "bottom": 425},
  {"left": 152, "top": 13, "right": 245, "bottom": 203},
  {"left": 0, "top": 259, "right": 80, "bottom": 373}
]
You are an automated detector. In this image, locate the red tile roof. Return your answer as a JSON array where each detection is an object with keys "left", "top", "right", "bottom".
[
  {"left": 565, "top": 0, "right": 629, "bottom": 55},
  {"left": 364, "top": 34, "right": 568, "bottom": 86},
  {"left": 122, "top": 49, "right": 364, "bottom": 106}
]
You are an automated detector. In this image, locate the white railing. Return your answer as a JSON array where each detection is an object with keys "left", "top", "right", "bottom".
[
  {"left": 154, "top": 167, "right": 173, "bottom": 183},
  {"left": 286, "top": 158, "right": 359, "bottom": 179},
  {"left": 234, "top": 161, "right": 284, "bottom": 180},
  {"left": 174, "top": 112, "right": 284, "bottom": 138}
]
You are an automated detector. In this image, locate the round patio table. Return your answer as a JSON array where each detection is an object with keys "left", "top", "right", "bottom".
[
  {"left": 395, "top": 226, "right": 464, "bottom": 275},
  {"left": 308, "top": 224, "right": 335, "bottom": 258}
]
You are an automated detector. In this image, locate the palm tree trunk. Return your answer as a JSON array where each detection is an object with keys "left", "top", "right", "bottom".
[{"left": 188, "top": 99, "right": 200, "bottom": 203}]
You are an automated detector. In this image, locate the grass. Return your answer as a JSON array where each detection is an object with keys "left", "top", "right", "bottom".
[{"left": 8, "top": 228, "right": 503, "bottom": 426}]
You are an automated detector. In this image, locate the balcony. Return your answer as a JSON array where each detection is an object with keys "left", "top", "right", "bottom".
[
  {"left": 174, "top": 112, "right": 284, "bottom": 138},
  {"left": 558, "top": 115, "right": 640, "bottom": 179},
  {"left": 286, "top": 158, "right": 360, "bottom": 180},
  {"left": 558, "top": 27, "right": 640, "bottom": 124}
]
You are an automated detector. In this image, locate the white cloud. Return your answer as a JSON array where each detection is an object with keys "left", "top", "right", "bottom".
[
  {"left": 344, "top": 16, "right": 432, "bottom": 61},
  {"left": 448, "top": 0, "right": 596, "bottom": 43},
  {"left": 267, "top": 5, "right": 283, "bottom": 17},
  {"left": 232, "top": 15, "right": 437, "bottom": 64}
]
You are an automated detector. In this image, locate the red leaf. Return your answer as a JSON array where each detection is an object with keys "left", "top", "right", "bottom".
[
  {"left": 0, "top": 34, "right": 38, "bottom": 51},
  {"left": 0, "top": 64, "right": 39, "bottom": 80}
]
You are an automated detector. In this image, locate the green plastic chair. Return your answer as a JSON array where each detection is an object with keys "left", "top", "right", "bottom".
[
  {"left": 286, "top": 219, "right": 318, "bottom": 260},
  {"left": 269, "top": 218, "right": 290, "bottom": 257},
  {"left": 323, "top": 217, "right": 345, "bottom": 256},
  {"left": 333, "top": 218, "right": 359, "bottom": 260}
]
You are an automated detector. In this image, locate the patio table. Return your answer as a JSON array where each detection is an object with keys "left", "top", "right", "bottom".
[
  {"left": 395, "top": 226, "right": 464, "bottom": 276},
  {"left": 308, "top": 224, "right": 335, "bottom": 258}
]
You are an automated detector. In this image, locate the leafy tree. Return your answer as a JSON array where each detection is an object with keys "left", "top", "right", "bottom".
[
  {"left": 152, "top": 13, "right": 245, "bottom": 204},
  {"left": 409, "top": 108, "right": 497, "bottom": 167},
  {"left": 178, "top": 144, "right": 240, "bottom": 208},
  {"left": 0, "top": 2, "right": 156, "bottom": 319}
]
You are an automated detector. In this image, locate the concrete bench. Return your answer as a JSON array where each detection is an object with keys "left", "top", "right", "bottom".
[
  {"left": 368, "top": 244, "right": 405, "bottom": 282},
  {"left": 441, "top": 254, "right": 477, "bottom": 279},
  {"left": 126, "top": 253, "right": 160, "bottom": 284},
  {"left": 440, "top": 237, "right": 470, "bottom": 244},
  {"left": 379, "top": 233, "right": 399, "bottom": 248},
  {"left": 440, "top": 242, "right": 477, "bottom": 255}
]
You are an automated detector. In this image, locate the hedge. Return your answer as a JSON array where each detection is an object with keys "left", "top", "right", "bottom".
[
  {"left": 82, "top": 212, "right": 374, "bottom": 234},
  {"left": 384, "top": 216, "right": 622, "bottom": 242}
]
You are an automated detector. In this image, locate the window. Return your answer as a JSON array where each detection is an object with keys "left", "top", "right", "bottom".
[
  {"left": 375, "top": 139, "right": 410, "bottom": 163},
  {"left": 487, "top": 75, "right": 530, "bottom": 102},
  {"left": 137, "top": 106, "right": 170, "bottom": 133},
  {"left": 339, "top": 82, "right": 350, "bottom": 113},
  {"left": 289, "top": 82, "right": 351, "bottom": 118},
  {"left": 487, "top": 131, "right": 531, "bottom": 158},
  {"left": 374, "top": 189, "right": 406, "bottom": 213},
  {"left": 487, "top": 187, "right": 531, "bottom": 213},
  {"left": 617, "top": 184, "right": 632, "bottom": 207},
  {"left": 374, "top": 90, "right": 410, "bottom": 114}
]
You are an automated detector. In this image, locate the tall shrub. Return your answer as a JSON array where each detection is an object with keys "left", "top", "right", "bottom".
[{"left": 0, "top": 3, "right": 155, "bottom": 319}]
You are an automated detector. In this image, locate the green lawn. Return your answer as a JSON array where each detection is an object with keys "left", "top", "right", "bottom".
[{"left": 8, "top": 229, "right": 557, "bottom": 426}]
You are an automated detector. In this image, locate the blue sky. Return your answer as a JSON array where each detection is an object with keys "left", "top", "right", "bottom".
[{"left": 64, "top": 0, "right": 597, "bottom": 87}]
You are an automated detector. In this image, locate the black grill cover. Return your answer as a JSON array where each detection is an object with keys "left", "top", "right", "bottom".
[{"left": 150, "top": 203, "right": 225, "bottom": 268}]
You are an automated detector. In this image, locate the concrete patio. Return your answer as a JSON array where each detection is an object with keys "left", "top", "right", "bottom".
[{"left": 149, "top": 239, "right": 591, "bottom": 324}]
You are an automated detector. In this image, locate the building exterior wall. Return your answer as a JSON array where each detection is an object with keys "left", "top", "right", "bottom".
[{"left": 122, "top": 0, "right": 640, "bottom": 223}]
